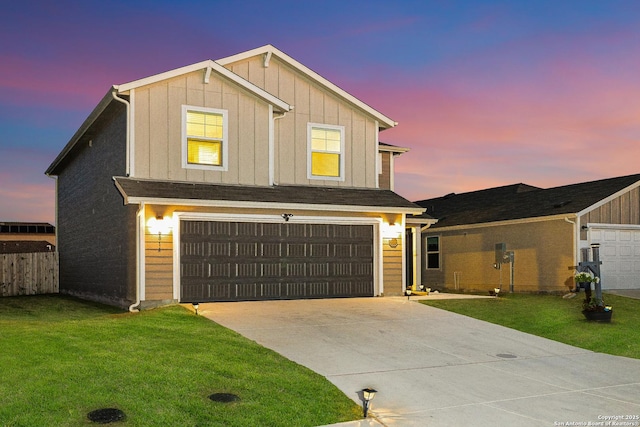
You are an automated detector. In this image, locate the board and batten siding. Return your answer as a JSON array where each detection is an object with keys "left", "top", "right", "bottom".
[
  {"left": 226, "top": 56, "right": 379, "bottom": 189},
  {"left": 133, "top": 70, "right": 272, "bottom": 186},
  {"left": 580, "top": 186, "right": 640, "bottom": 232}
]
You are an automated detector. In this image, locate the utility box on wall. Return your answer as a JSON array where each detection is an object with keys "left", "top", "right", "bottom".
[{"left": 495, "top": 243, "right": 506, "bottom": 267}]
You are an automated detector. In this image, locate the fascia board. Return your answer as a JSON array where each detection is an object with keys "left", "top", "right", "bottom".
[
  {"left": 45, "top": 88, "right": 116, "bottom": 176},
  {"left": 406, "top": 217, "right": 437, "bottom": 226},
  {"left": 576, "top": 180, "right": 640, "bottom": 218},
  {"left": 116, "top": 60, "right": 291, "bottom": 113},
  {"left": 113, "top": 177, "right": 129, "bottom": 204},
  {"left": 217, "top": 44, "right": 397, "bottom": 129},
  {"left": 122, "top": 196, "right": 425, "bottom": 215},
  {"left": 378, "top": 145, "right": 410, "bottom": 154},
  {"left": 427, "top": 213, "right": 577, "bottom": 232}
]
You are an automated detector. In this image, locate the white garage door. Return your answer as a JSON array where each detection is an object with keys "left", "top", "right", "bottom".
[{"left": 589, "top": 227, "right": 640, "bottom": 290}]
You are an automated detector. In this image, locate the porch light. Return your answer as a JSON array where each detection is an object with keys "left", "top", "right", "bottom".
[
  {"left": 382, "top": 222, "right": 403, "bottom": 248},
  {"left": 381, "top": 222, "right": 403, "bottom": 238},
  {"left": 361, "top": 388, "right": 377, "bottom": 418},
  {"left": 147, "top": 215, "right": 172, "bottom": 252},
  {"left": 192, "top": 302, "right": 200, "bottom": 315}
]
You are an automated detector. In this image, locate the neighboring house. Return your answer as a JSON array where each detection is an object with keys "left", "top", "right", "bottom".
[
  {"left": 45, "top": 44, "right": 424, "bottom": 309},
  {"left": 0, "top": 222, "right": 56, "bottom": 253},
  {"left": 409, "top": 174, "right": 640, "bottom": 293}
]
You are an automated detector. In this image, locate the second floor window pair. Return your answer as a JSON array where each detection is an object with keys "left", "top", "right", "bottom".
[{"left": 184, "top": 106, "right": 344, "bottom": 180}]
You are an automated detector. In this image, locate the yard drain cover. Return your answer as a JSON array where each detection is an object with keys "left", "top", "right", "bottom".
[
  {"left": 209, "top": 393, "right": 240, "bottom": 403},
  {"left": 87, "top": 408, "right": 126, "bottom": 424},
  {"left": 496, "top": 353, "right": 517, "bottom": 359}
]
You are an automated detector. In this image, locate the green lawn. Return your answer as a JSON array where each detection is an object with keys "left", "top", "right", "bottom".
[
  {"left": 0, "top": 295, "right": 361, "bottom": 427},
  {"left": 421, "top": 293, "right": 640, "bottom": 359}
]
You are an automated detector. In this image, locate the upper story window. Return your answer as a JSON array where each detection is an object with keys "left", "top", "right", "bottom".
[
  {"left": 425, "top": 235, "right": 440, "bottom": 269},
  {"left": 308, "top": 123, "right": 344, "bottom": 181},
  {"left": 182, "top": 105, "right": 228, "bottom": 171}
]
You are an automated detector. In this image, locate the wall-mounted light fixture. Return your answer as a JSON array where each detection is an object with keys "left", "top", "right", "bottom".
[
  {"left": 281, "top": 213, "right": 294, "bottom": 222},
  {"left": 361, "top": 388, "right": 377, "bottom": 418},
  {"left": 382, "top": 222, "right": 403, "bottom": 248},
  {"left": 147, "top": 215, "right": 173, "bottom": 252}
]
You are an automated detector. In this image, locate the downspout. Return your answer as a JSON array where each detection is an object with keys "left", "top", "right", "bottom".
[
  {"left": 270, "top": 109, "right": 288, "bottom": 186},
  {"left": 129, "top": 202, "right": 145, "bottom": 312},
  {"left": 111, "top": 86, "right": 131, "bottom": 176},
  {"left": 565, "top": 217, "right": 578, "bottom": 270}
]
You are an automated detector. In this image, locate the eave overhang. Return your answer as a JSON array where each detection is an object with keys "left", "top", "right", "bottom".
[{"left": 113, "top": 177, "right": 425, "bottom": 216}]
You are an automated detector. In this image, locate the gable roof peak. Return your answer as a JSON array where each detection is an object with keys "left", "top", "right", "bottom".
[{"left": 216, "top": 44, "right": 397, "bottom": 129}]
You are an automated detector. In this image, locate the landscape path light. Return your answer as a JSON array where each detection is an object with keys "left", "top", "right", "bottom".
[{"left": 361, "top": 387, "right": 377, "bottom": 418}]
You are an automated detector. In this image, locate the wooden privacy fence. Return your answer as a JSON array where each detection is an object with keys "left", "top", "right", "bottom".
[{"left": 1, "top": 252, "right": 59, "bottom": 297}]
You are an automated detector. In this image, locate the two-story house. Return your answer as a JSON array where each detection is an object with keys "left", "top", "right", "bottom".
[{"left": 46, "top": 45, "right": 424, "bottom": 310}]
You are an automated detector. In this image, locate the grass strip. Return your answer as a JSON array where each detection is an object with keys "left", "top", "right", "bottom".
[
  {"left": 0, "top": 295, "right": 361, "bottom": 426},
  {"left": 421, "top": 293, "right": 640, "bottom": 359}
]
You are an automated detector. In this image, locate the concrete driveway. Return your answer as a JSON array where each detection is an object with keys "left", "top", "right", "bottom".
[{"left": 198, "top": 297, "right": 640, "bottom": 426}]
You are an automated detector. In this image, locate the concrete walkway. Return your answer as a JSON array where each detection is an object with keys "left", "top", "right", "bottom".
[{"left": 198, "top": 297, "right": 640, "bottom": 426}]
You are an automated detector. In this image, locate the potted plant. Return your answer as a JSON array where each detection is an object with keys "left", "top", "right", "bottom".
[{"left": 574, "top": 271, "right": 612, "bottom": 322}]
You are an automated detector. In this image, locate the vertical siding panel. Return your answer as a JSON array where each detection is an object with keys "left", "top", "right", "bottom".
[
  {"left": 632, "top": 188, "right": 640, "bottom": 224},
  {"left": 222, "top": 83, "right": 239, "bottom": 184},
  {"left": 324, "top": 94, "right": 339, "bottom": 122},
  {"left": 295, "top": 115, "right": 308, "bottom": 184},
  {"left": 238, "top": 93, "right": 255, "bottom": 185},
  {"left": 135, "top": 89, "right": 150, "bottom": 179},
  {"left": 365, "top": 120, "right": 377, "bottom": 188},
  {"left": 254, "top": 103, "right": 270, "bottom": 185},
  {"left": 149, "top": 84, "right": 169, "bottom": 180},
  {"left": 231, "top": 61, "right": 249, "bottom": 80},
  {"left": 264, "top": 61, "right": 279, "bottom": 95},
  {"left": 611, "top": 197, "right": 621, "bottom": 223},
  {"left": 309, "top": 85, "right": 324, "bottom": 124},
  {"left": 168, "top": 78, "right": 187, "bottom": 181},
  {"left": 351, "top": 118, "right": 366, "bottom": 188},
  {"left": 248, "top": 58, "right": 265, "bottom": 89},
  {"left": 620, "top": 192, "right": 631, "bottom": 224},
  {"left": 277, "top": 66, "right": 296, "bottom": 185}
]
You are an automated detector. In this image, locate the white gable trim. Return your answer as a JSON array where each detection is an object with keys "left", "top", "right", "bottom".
[
  {"left": 217, "top": 44, "right": 397, "bottom": 129},
  {"left": 577, "top": 179, "right": 640, "bottom": 218},
  {"left": 115, "top": 60, "right": 291, "bottom": 113}
]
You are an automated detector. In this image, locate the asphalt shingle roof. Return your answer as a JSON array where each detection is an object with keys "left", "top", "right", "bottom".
[
  {"left": 413, "top": 174, "right": 640, "bottom": 228},
  {"left": 114, "top": 177, "right": 423, "bottom": 212}
]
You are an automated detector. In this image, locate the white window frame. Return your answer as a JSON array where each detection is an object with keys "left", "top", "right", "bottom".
[
  {"left": 307, "top": 123, "right": 345, "bottom": 181},
  {"left": 425, "top": 235, "right": 441, "bottom": 270},
  {"left": 182, "top": 105, "right": 229, "bottom": 171}
]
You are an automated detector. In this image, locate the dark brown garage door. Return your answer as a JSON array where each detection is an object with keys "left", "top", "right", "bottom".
[{"left": 180, "top": 221, "right": 374, "bottom": 302}]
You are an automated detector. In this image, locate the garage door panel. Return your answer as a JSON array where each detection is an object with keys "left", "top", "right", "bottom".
[
  {"left": 180, "top": 221, "right": 374, "bottom": 302},
  {"left": 591, "top": 227, "right": 640, "bottom": 290}
]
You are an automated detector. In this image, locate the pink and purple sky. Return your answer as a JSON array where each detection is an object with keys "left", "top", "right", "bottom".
[{"left": 1, "top": 0, "right": 639, "bottom": 224}]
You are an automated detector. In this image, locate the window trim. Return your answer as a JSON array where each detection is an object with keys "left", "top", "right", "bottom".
[
  {"left": 182, "top": 105, "right": 229, "bottom": 171},
  {"left": 425, "top": 235, "right": 441, "bottom": 270},
  {"left": 307, "top": 123, "right": 345, "bottom": 181}
]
